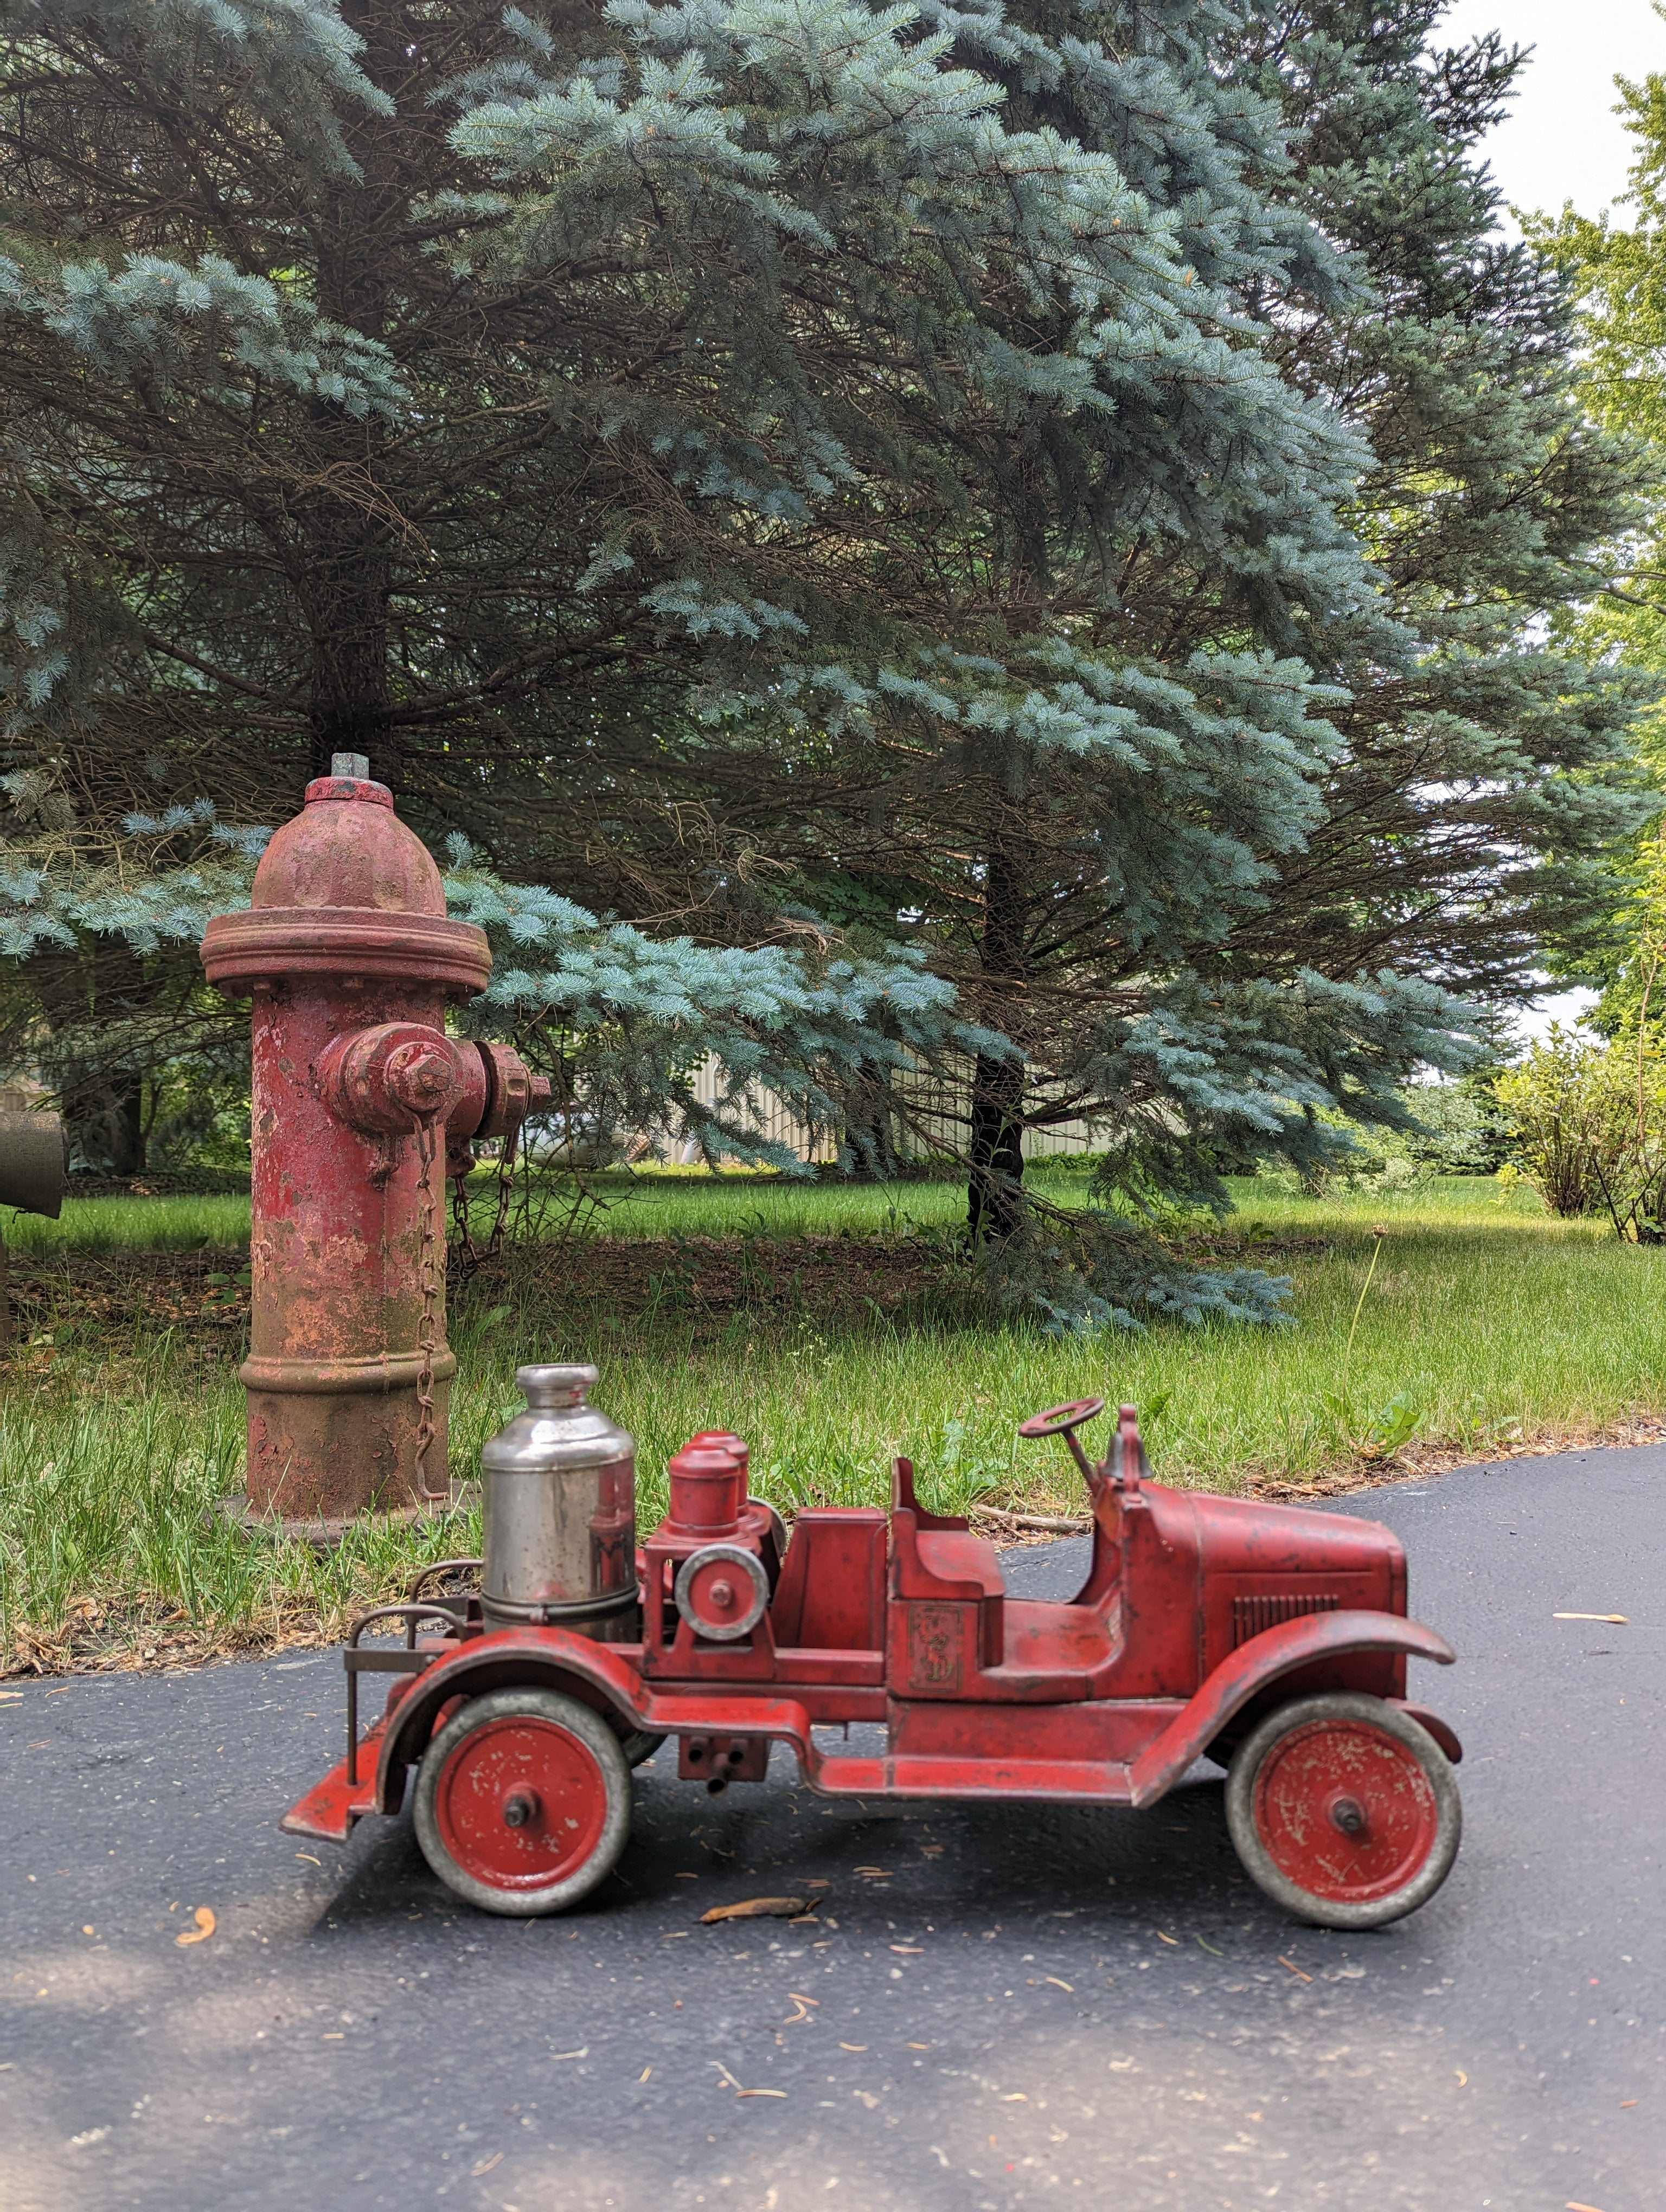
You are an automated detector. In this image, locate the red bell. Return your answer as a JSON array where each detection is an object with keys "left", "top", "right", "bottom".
[{"left": 664, "top": 1441, "right": 746, "bottom": 1539}]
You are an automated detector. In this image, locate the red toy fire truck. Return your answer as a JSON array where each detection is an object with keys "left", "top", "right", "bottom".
[{"left": 285, "top": 1367, "right": 1462, "bottom": 1930}]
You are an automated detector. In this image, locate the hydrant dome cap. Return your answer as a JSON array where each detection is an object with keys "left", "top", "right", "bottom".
[{"left": 249, "top": 779, "right": 447, "bottom": 916}]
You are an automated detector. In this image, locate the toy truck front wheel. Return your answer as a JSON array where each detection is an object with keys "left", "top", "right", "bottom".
[
  {"left": 1225, "top": 1692, "right": 1462, "bottom": 1930},
  {"left": 413, "top": 1687, "right": 634, "bottom": 1916}
]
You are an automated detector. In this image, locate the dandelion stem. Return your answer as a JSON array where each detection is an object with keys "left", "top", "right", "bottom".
[{"left": 1343, "top": 1228, "right": 1386, "bottom": 1375}]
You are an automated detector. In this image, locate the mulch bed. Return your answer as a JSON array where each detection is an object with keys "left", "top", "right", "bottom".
[
  {"left": 4, "top": 1233, "right": 964, "bottom": 1352},
  {"left": 62, "top": 1169, "right": 252, "bottom": 1198},
  {"left": 3, "top": 1248, "right": 250, "bottom": 1348},
  {"left": 485, "top": 1231, "right": 958, "bottom": 1323},
  {"left": 9, "top": 1209, "right": 1348, "bottom": 1354}
]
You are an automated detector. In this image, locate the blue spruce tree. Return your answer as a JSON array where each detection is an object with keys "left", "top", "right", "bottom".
[{"left": 0, "top": 1, "right": 1649, "bottom": 1321}]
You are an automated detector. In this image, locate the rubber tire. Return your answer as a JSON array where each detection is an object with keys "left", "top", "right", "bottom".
[
  {"left": 413, "top": 1687, "right": 633, "bottom": 1918},
  {"left": 1226, "top": 1692, "right": 1461, "bottom": 1931},
  {"left": 617, "top": 1728, "right": 667, "bottom": 1769}
]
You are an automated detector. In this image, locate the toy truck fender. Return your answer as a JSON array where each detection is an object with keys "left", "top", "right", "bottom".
[
  {"left": 1127, "top": 1610, "right": 1456, "bottom": 1809},
  {"left": 370, "top": 1629, "right": 809, "bottom": 1814}
]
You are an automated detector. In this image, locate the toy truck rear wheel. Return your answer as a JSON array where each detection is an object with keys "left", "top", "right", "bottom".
[
  {"left": 615, "top": 1727, "right": 667, "bottom": 1769},
  {"left": 1225, "top": 1692, "right": 1460, "bottom": 1931},
  {"left": 413, "top": 1687, "right": 633, "bottom": 1916}
]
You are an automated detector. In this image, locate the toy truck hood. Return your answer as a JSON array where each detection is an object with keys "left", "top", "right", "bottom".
[{"left": 1172, "top": 1484, "right": 1407, "bottom": 1600}]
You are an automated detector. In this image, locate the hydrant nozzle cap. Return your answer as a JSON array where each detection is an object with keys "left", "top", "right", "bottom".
[{"left": 517, "top": 1363, "right": 600, "bottom": 1409}]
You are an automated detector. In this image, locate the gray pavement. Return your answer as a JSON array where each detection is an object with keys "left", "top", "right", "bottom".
[{"left": 1, "top": 1446, "right": 1662, "bottom": 2212}]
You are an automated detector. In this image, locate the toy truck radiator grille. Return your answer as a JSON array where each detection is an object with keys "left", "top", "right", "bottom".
[{"left": 1233, "top": 1591, "right": 1341, "bottom": 1645}]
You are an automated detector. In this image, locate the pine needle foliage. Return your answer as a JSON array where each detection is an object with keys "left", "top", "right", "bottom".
[
  {"left": 1532, "top": 30, "right": 1666, "bottom": 1025},
  {"left": 0, "top": 0, "right": 1654, "bottom": 1324}
]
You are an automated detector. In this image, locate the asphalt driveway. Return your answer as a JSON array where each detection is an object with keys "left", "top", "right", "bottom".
[{"left": 1, "top": 1446, "right": 1661, "bottom": 2212}]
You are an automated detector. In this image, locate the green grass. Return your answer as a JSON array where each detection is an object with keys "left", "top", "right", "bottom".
[
  {"left": 1, "top": 1157, "right": 1550, "bottom": 1255},
  {"left": 2, "top": 1167, "right": 976, "bottom": 1258},
  {"left": 483, "top": 1173, "right": 1661, "bottom": 1506},
  {"left": 5, "top": 1168, "right": 1664, "bottom": 1664},
  {"left": 4, "top": 1193, "right": 252, "bottom": 1255},
  {"left": 517, "top": 1166, "right": 980, "bottom": 1242},
  {"left": 0, "top": 1361, "right": 453, "bottom": 1661}
]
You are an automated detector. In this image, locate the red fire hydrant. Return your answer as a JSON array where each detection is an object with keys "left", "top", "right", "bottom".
[{"left": 202, "top": 755, "right": 546, "bottom": 1532}]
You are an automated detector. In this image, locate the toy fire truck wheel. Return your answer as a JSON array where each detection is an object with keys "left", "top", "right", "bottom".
[
  {"left": 752, "top": 1499, "right": 789, "bottom": 1571},
  {"left": 1225, "top": 1692, "right": 1461, "bottom": 1931},
  {"left": 615, "top": 1727, "right": 667, "bottom": 1769},
  {"left": 413, "top": 1687, "right": 632, "bottom": 1917}
]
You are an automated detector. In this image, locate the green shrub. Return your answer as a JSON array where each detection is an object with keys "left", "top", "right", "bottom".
[{"left": 1493, "top": 1027, "right": 1666, "bottom": 1234}]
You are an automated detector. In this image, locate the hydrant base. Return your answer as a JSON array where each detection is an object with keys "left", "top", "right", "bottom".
[
  {"left": 244, "top": 1370, "right": 456, "bottom": 1523},
  {"left": 212, "top": 1489, "right": 476, "bottom": 1552}
]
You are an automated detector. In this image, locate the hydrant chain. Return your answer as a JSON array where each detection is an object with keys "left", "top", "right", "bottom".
[
  {"left": 450, "top": 1115, "right": 517, "bottom": 1279},
  {"left": 486, "top": 1116, "right": 519, "bottom": 1260},
  {"left": 414, "top": 1111, "right": 446, "bottom": 1501}
]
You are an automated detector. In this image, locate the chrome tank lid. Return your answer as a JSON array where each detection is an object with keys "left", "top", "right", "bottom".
[{"left": 481, "top": 1364, "right": 634, "bottom": 1472}]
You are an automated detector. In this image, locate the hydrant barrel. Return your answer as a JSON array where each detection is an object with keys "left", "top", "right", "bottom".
[{"left": 201, "top": 760, "right": 493, "bottom": 1528}]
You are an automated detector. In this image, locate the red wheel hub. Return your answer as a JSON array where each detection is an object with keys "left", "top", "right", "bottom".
[
  {"left": 430, "top": 1715, "right": 609, "bottom": 1894},
  {"left": 1252, "top": 1715, "right": 1440, "bottom": 1904}
]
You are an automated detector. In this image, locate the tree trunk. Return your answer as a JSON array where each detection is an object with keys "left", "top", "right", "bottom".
[
  {"left": 967, "top": 822, "right": 1027, "bottom": 1242},
  {"left": 843, "top": 1059, "right": 902, "bottom": 1180},
  {"left": 73, "top": 1071, "right": 146, "bottom": 1175},
  {"left": 968, "top": 1045, "right": 1025, "bottom": 1239},
  {"left": 303, "top": 535, "right": 395, "bottom": 786}
]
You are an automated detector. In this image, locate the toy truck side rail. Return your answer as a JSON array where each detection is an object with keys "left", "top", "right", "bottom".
[{"left": 281, "top": 1606, "right": 1455, "bottom": 1841}]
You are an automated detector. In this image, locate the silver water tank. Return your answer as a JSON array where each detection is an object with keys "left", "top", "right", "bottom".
[{"left": 481, "top": 1365, "right": 638, "bottom": 1639}]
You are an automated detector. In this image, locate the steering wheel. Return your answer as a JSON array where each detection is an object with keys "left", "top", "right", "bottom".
[
  {"left": 1017, "top": 1397, "right": 1107, "bottom": 1441},
  {"left": 1017, "top": 1397, "right": 1106, "bottom": 1487}
]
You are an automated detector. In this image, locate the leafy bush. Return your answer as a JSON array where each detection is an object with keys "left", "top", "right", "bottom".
[
  {"left": 1242, "top": 1077, "right": 1509, "bottom": 1199},
  {"left": 1398, "top": 1078, "right": 1515, "bottom": 1175},
  {"left": 1492, "top": 1027, "right": 1666, "bottom": 1235}
]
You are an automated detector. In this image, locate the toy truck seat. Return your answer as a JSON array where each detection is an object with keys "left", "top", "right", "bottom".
[
  {"left": 768, "top": 1507, "right": 887, "bottom": 1651},
  {"left": 886, "top": 1454, "right": 1119, "bottom": 1701},
  {"left": 889, "top": 1503, "right": 1006, "bottom": 1683},
  {"left": 914, "top": 1527, "right": 1005, "bottom": 1600}
]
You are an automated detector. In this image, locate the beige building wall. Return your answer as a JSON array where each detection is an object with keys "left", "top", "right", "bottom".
[{"left": 681, "top": 1054, "right": 1107, "bottom": 1165}]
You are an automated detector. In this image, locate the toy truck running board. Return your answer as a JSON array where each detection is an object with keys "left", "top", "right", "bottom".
[{"left": 283, "top": 1609, "right": 1456, "bottom": 1838}]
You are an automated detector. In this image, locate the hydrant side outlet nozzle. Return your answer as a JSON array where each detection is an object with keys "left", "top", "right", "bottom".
[{"left": 201, "top": 773, "right": 539, "bottom": 1532}]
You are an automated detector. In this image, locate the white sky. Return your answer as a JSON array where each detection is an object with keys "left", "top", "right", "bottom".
[
  {"left": 1441, "top": 0, "right": 1665, "bottom": 221},
  {"left": 1431, "top": 6, "right": 1659, "bottom": 1044}
]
